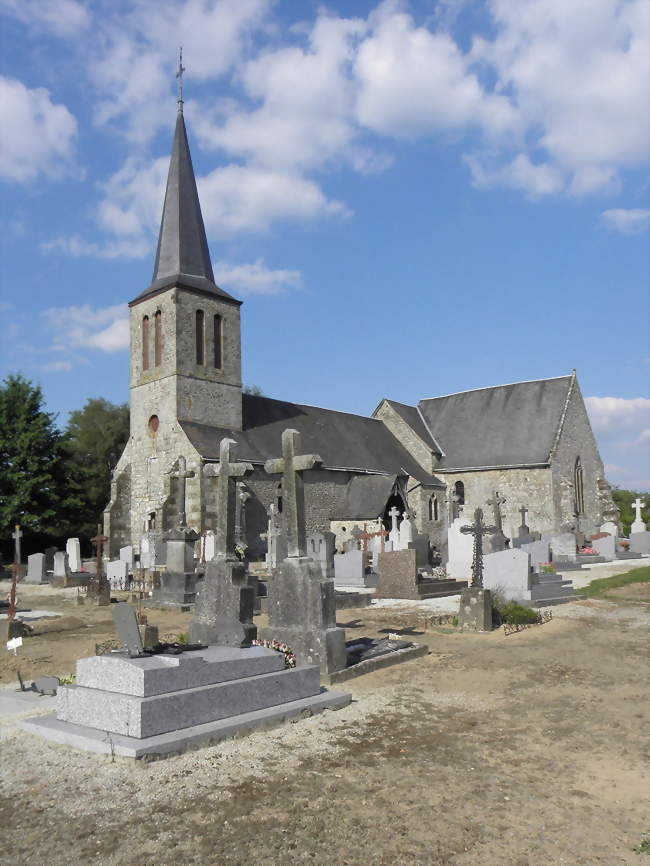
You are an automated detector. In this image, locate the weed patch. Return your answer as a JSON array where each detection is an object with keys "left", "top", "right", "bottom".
[{"left": 581, "top": 567, "right": 650, "bottom": 599}]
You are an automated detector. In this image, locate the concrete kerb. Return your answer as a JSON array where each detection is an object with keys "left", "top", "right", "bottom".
[{"left": 322, "top": 643, "right": 429, "bottom": 686}]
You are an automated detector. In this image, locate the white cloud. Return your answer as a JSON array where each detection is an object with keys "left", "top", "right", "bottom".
[
  {"left": 90, "top": 0, "right": 271, "bottom": 144},
  {"left": 0, "top": 0, "right": 89, "bottom": 36},
  {"left": 42, "top": 360, "right": 73, "bottom": 372},
  {"left": 602, "top": 208, "right": 650, "bottom": 235},
  {"left": 44, "top": 304, "right": 129, "bottom": 352},
  {"left": 199, "top": 165, "right": 351, "bottom": 234},
  {"left": 214, "top": 260, "right": 302, "bottom": 295},
  {"left": 42, "top": 235, "right": 151, "bottom": 260},
  {"left": 585, "top": 396, "right": 650, "bottom": 431},
  {"left": 0, "top": 77, "right": 77, "bottom": 183},
  {"left": 355, "top": 6, "right": 517, "bottom": 140},
  {"left": 465, "top": 152, "right": 564, "bottom": 197}
]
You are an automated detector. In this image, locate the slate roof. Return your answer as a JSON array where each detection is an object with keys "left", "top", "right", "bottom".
[
  {"left": 418, "top": 375, "right": 573, "bottom": 470},
  {"left": 333, "top": 475, "right": 400, "bottom": 520},
  {"left": 130, "top": 109, "right": 239, "bottom": 307},
  {"left": 180, "top": 394, "right": 442, "bottom": 484}
]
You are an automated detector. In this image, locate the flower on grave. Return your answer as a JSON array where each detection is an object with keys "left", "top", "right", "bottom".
[{"left": 252, "top": 638, "right": 297, "bottom": 668}]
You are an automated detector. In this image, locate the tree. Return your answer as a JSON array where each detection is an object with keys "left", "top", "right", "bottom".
[
  {"left": 0, "top": 373, "right": 75, "bottom": 545},
  {"left": 64, "top": 398, "right": 130, "bottom": 542},
  {"left": 243, "top": 384, "right": 265, "bottom": 396}
]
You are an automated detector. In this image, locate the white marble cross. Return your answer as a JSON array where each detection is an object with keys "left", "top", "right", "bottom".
[
  {"left": 12, "top": 524, "right": 22, "bottom": 565},
  {"left": 631, "top": 497, "right": 646, "bottom": 533}
]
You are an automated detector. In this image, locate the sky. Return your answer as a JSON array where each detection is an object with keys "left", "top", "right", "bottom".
[{"left": 0, "top": 0, "right": 649, "bottom": 491}]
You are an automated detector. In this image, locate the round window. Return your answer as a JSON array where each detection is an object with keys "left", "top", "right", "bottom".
[{"left": 148, "top": 415, "right": 159, "bottom": 436}]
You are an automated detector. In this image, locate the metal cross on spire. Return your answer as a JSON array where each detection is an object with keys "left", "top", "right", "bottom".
[{"left": 176, "top": 46, "right": 186, "bottom": 111}]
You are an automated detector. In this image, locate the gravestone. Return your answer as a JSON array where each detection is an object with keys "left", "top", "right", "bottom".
[
  {"left": 53, "top": 552, "right": 71, "bottom": 583},
  {"left": 458, "top": 587, "right": 492, "bottom": 632},
  {"left": 629, "top": 531, "right": 650, "bottom": 555},
  {"left": 261, "top": 503, "right": 287, "bottom": 570},
  {"left": 119, "top": 545, "right": 134, "bottom": 568},
  {"left": 151, "top": 526, "right": 199, "bottom": 608},
  {"left": 542, "top": 532, "right": 577, "bottom": 563},
  {"left": 190, "top": 439, "right": 257, "bottom": 646},
  {"left": 398, "top": 514, "right": 414, "bottom": 549},
  {"left": 44, "top": 547, "right": 58, "bottom": 573},
  {"left": 591, "top": 532, "right": 616, "bottom": 560},
  {"left": 107, "top": 560, "right": 129, "bottom": 590},
  {"left": 446, "top": 516, "right": 475, "bottom": 580},
  {"left": 333, "top": 550, "right": 367, "bottom": 586},
  {"left": 307, "top": 531, "right": 335, "bottom": 579},
  {"left": 600, "top": 521, "right": 618, "bottom": 537},
  {"left": 376, "top": 549, "right": 420, "bottom": 599},
  {"left": 388, "top": 506, "right": 400, "bottom": 550},
  {"left": 112, "top": 602, "right": 144, "bottom": 658},
  {"left": 66, "top": 538, "right": 82, "bottom": 573},
  {"left": 483, "top": 548, "right": 531, "bottom": 599},
  {"left": 140, "top": 533, "right": 166, "bottom": 569},
  {"left": 260, "top": 429, "right": 347, "bottom": 675},
  {"left": 486, "top": 491, "right": 508, "bottom": 552},
  {"left": 517, "top": 539, "right": 551, "bottom": 572},
  {"left": 26, "top": 553, "right": 47, "bottom": 585},
  {"left": 631, "top": 498, "right": 646, "bottom": 534}
]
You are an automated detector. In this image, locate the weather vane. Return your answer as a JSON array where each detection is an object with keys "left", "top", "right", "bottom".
[{"left": 176, "top": 46, "right": 186, "bottom": 110}]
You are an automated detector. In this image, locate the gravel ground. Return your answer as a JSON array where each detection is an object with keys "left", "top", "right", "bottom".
[{"left": 0, "top": 581, "right": 649, "bottom": 866}]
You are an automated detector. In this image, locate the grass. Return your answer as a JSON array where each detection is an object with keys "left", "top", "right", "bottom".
[
  {"left": 580, "top": 566, "right": 650, "bottom": 599},
  {"left": 633, "top": 829, "right": 650, "bottom": 854}
]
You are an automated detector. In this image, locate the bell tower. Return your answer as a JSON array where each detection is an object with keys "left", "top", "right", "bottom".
[{"left": 127, "top": 79, "right": 243, "bottom": 445}]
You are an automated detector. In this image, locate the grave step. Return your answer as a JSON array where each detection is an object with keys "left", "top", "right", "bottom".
[
  {"left": 530, "top": 583, "right": 574, "bottom": 600},
  {"left": 529, "top": 594, "right": 578, "bottom": 607}
]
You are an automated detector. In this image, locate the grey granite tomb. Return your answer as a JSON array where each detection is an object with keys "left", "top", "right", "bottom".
[{"left": 629, "top": 531, "right": 650, "bottom": 555}]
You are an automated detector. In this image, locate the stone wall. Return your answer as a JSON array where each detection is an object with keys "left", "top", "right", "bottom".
[
  {"left": 373, "top": 401, "right": 438, "bottom": 472},
  {"left": 103, "top": 463, "right": 132, "bottom": 559},
  {"left": 550, "top": 379, "right": 608, "bottom": 535},
  {"left": 406, "top": 480, "right": 448, "bottom": 556},
  {"left": 436, "top": 467, "right": 555, "bottom": 543}
]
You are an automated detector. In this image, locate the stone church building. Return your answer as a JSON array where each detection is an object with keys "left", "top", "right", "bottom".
[{"left": 104, "top": 103, "right": 617, "bottom": 560}]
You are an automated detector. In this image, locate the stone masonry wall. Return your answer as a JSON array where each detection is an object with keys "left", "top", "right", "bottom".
[
  {"left": 436, "top": 467, "right": 555, "bottom": 546},
  {"left": 550, "top": 380, "right": 607, "bottom": 536},
  {"left": 373, "top": 402, "right": 437, "bottom": 472}
]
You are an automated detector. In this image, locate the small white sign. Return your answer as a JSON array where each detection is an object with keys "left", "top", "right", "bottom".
[{"left": 7, "top": 636, "right": 23, "bottom": 655}]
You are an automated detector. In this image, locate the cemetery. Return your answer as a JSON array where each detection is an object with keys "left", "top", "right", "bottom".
[{"left": 1, "top": 48, "right": 649, "bottom": 866}]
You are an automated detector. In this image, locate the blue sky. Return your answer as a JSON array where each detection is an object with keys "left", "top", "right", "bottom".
[{"left": 0, "top": 0, "right": 649, "bottom": 490}]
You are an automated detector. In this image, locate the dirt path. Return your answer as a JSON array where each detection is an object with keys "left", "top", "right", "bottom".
[{"left": 1, "top": 586, "right": 648, "bottom": 865}]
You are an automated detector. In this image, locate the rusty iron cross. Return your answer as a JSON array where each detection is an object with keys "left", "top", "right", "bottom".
[{"left": 460, "top": 508, "right": 497, "bottom": 588}]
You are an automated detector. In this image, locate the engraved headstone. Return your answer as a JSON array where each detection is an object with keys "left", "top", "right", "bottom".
[{"left": 112, "top": 602, "right": 144, "bottom": 658}]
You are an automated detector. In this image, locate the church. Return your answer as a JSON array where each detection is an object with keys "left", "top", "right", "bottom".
[{"left": 105, "top": 100, "right": 617, "bottom": 561}]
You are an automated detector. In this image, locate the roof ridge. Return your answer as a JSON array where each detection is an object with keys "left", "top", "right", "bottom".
[
  {"left": 244, "top": 392, "right": 381, "bottom": 423},
  {"left": 419, "top": 374, "right": 573, "bottom": 403}
]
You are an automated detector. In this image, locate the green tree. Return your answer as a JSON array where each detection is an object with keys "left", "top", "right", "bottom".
[
  {"left": 0, "top": 373, "right": 75, "bottom": 544},
  {"left": 64, "top": 398, "right": 130, "bottom": 541},
  {"left": 612, "top": 487, "right": 649, "bottom": 536},
  {"left": 243, "top": 384, "right": 264, "bottom": 396}
]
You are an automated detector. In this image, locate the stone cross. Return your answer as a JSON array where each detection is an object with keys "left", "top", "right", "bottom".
[
  {"left": 168, "top": 456, "right": 195, "bottom": 528},
  {"left": 264, "top": 429, "right": 322, "bottom": 559},
  {"left": 235, "top": 482, "right": 251, "bottom": 551},
  {"left": 487, "top": 490, "right": 507, "bottom": 533},
  {"left": 12, "top": 524, "right": 22, "bottom": 567},
  {"left": 519, "top": 505, "right": 528, "bottom": 526},
  {"left": 632, "top": 498, "right": 645, "bottom": 523},
  {"left": 460, "top": 508, "right": 497, "bottom": 587},
  {"left": 204, "top": 439, "right": 253, "bottom": 559},
  {"left": 91, "top": 524, "right": 108, "bottom": 580},
  {"left": 388, "top": 506, "right": 400, "bottom": 530}
]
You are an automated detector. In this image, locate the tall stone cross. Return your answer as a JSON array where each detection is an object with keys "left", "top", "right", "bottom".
[
  {"left": 91, "top": 523, "right": 109, "bottom": 580},
  {"left": 168, "top": 456, "right": 195, "bottom": 528},
  {"left": 203, "top": 439, "right": 253, "bottom": 559},
  {"left": 460, "top": 508, "right": 497, "bottom": 587},
  {"left": 264, "top": 429, "right": 322, "bottom": 559},
  {"left": 487, "top": 490, "right": 507, "bottom": 533},
  {"left": 12, "top": 524, "right": 22, "bottom": 567}
]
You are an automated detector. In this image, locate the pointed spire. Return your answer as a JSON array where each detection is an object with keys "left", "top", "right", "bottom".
[{"left": 131, "top": 66, "right": 239, "bottom": 306}]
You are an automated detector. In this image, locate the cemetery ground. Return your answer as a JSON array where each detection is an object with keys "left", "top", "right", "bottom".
[{"left": 0, "top": 578, "right": 649, "bottom": 866}]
